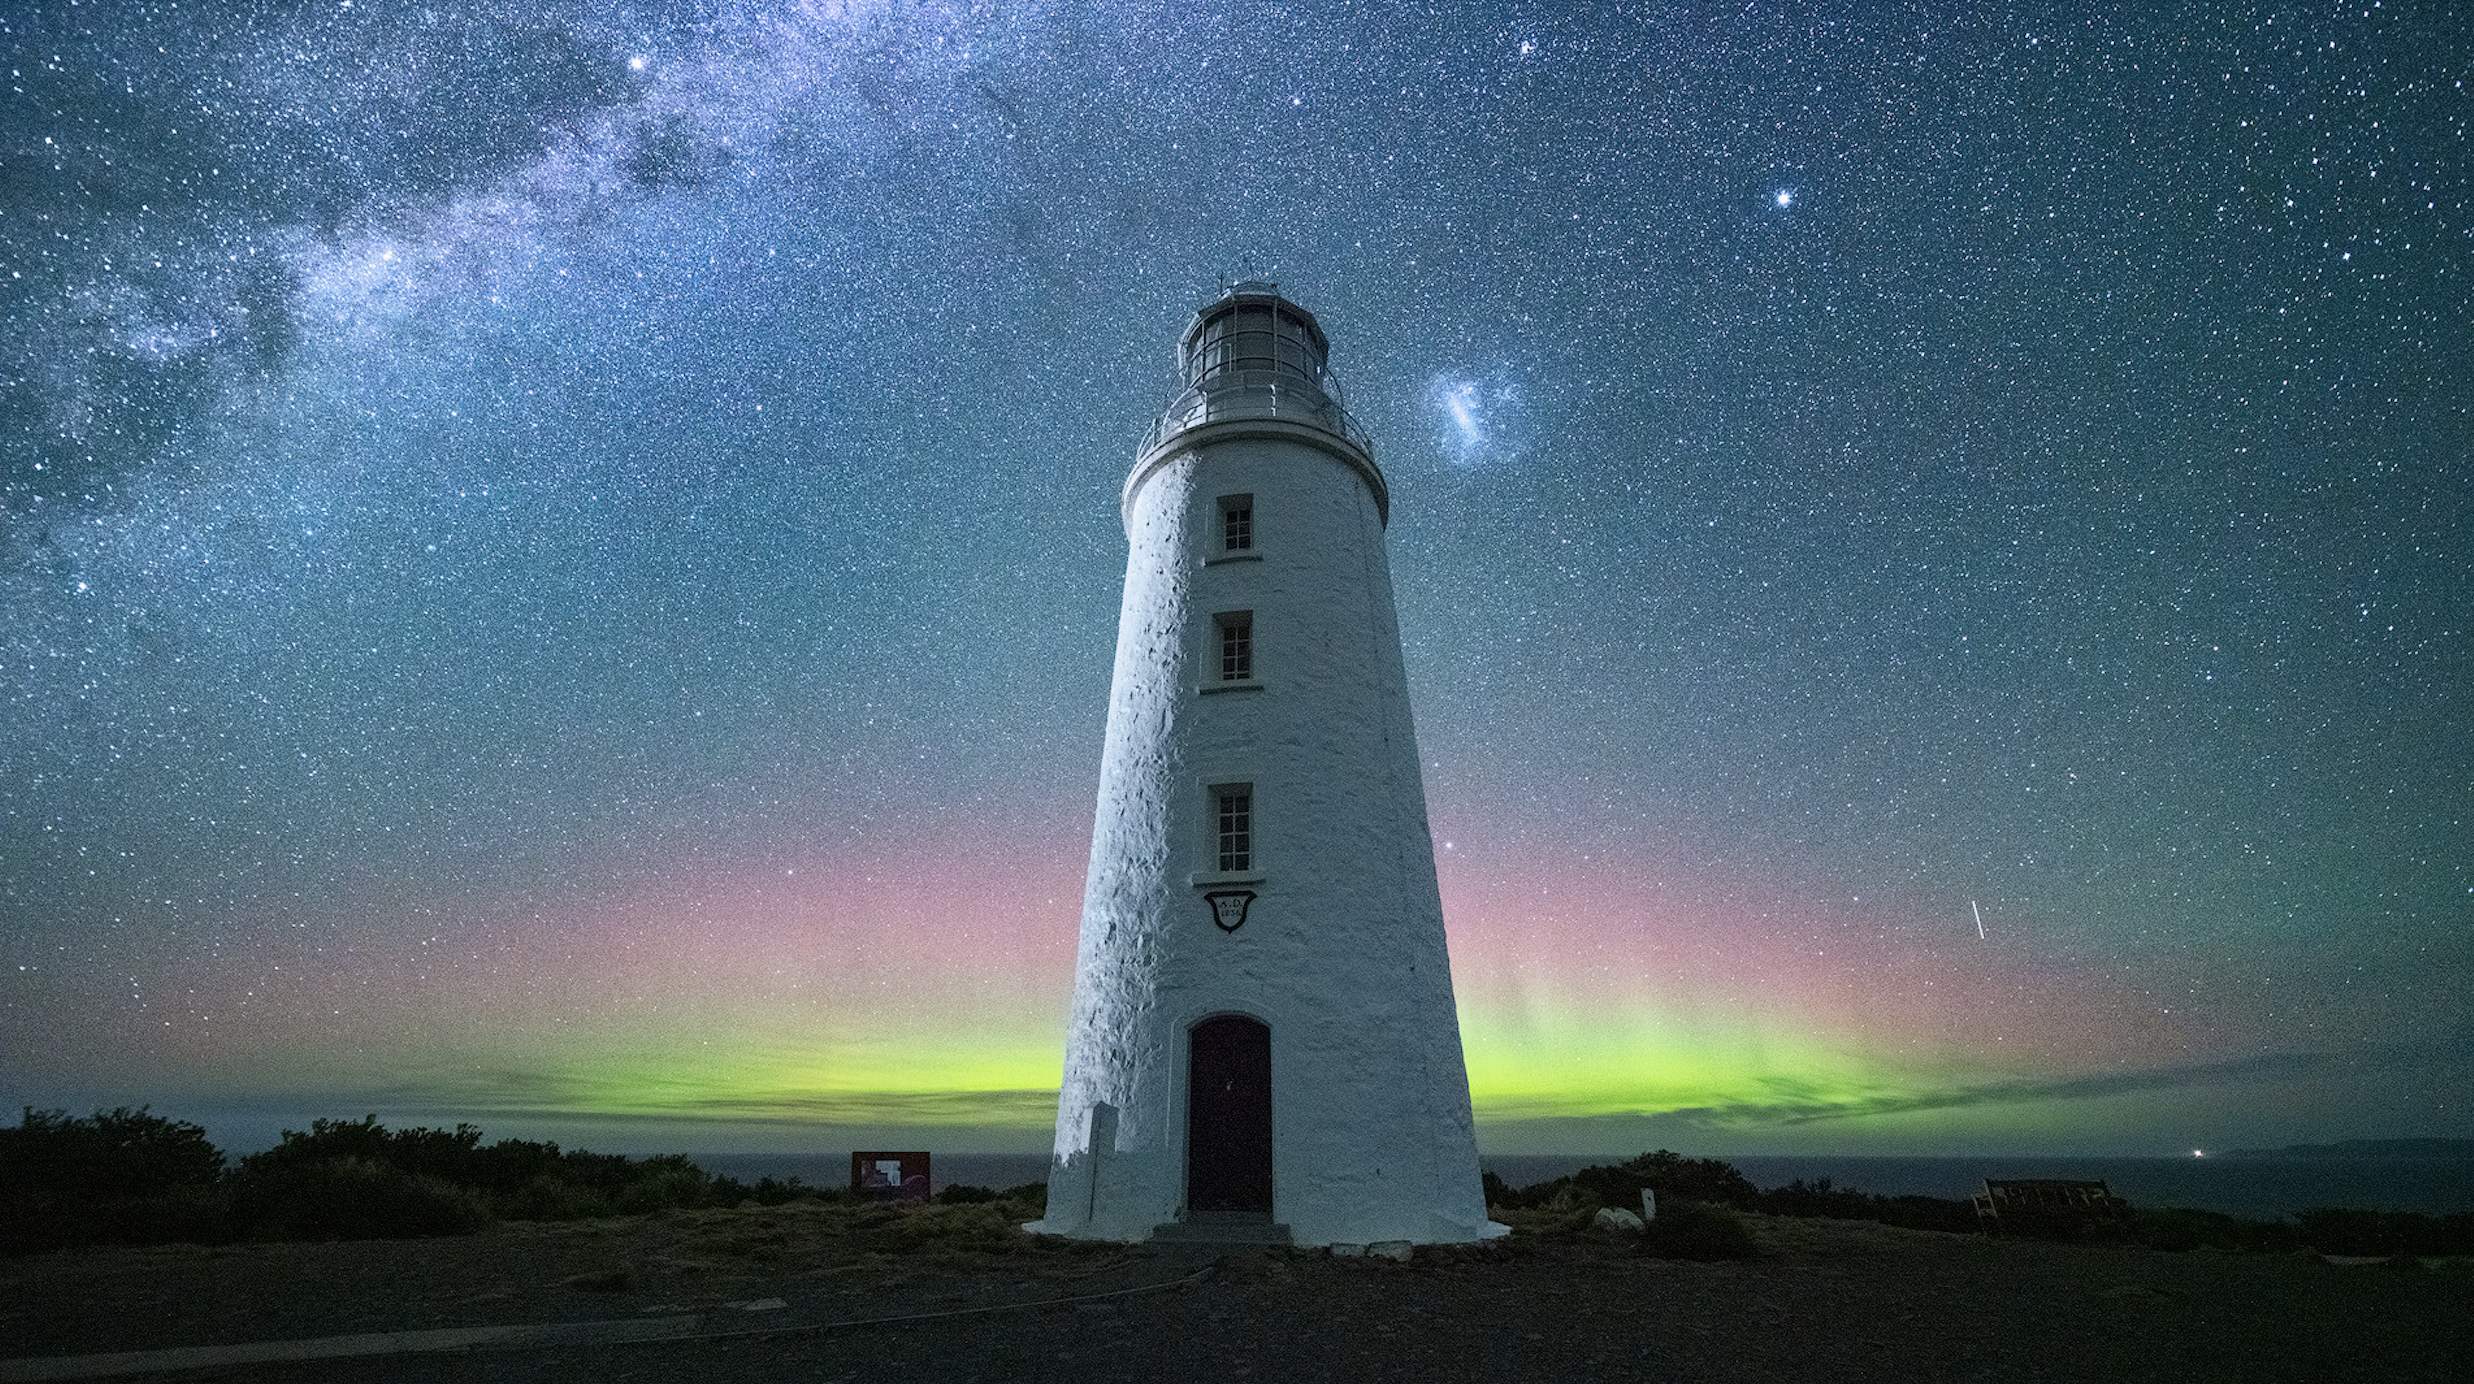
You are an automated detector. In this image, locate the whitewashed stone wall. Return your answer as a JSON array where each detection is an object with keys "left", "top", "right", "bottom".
[{"left": 1032, "top": 415, "right": 1501, "bottom": 1247}]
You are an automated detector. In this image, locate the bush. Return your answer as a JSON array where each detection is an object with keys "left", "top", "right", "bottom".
[
  {"left": 1485, "top": 1183, "right": 1610, "bottom": 1239},
  {"left": 496, "top": 1174, "right": 613, "bottom": 1222},
  {"left": 1484, "top": 1153, "right": 1752, "bottom": 1242},
  {"left": 710, "top": 1174, "right": 845, "bottom": 1207},
  {"left": 1752, "top": 1178, "right": 1979, "bottom": 1234},
  {"left": 1641, "top": 1199, "right": 1761, "bottom": 1260},
  {"left": 229, "top": 1157, "right": 494, "bottom": 1241},
  {"left": 0, "top": 1111, "right": 1052, "bottom": 1252},
  {"left": 1754, "top": 1176, "right": 1876, "bottom": 1220},
  {"left": 1486, "top": 1156, "right": 1990, "bottom": 1243},
  {"left": 2, "top": 1107, "right": 225, "bottom": 1199},
  {"left": 231, "top": 1117, "right": 741, "bottom": 1233},
  {"left": 615, "top": 1162, "right": 714, "bottom": 1215},
  {"left": 1490, "top": 1150, "right": 1759, "bottom": 1217},
  {"left": 876, "top": 1201, "right": 1039, "bottom": 1252},
  {"left": 999, "top": 1181, "right": 1048, "bottom": 1218},
  {"left": 1590, "top": 1150, "right": 1761, "bottom": 1210},
  {"left": 1, "top": 1108, "right": 232, "bottom": 1252}
]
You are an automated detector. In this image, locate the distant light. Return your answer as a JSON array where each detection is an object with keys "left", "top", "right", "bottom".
[
  {"left": 2192, "top": 1149, "right": 2205, "bottom": 1158},
  {"left": 629, "top": 55, "right": 648, "bottom": 72},
  {"left": 1775, "top": 189, "right": 1794, "bottom": 208}
]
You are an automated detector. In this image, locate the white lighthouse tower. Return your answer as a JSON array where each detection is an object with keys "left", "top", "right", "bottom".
[{"left": 1031, "top": 283, "right": 1501, "bottom": 1247}]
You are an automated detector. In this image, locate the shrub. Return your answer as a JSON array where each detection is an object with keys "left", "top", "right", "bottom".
[
  {"left": 711, "top": 1174, "right": 844, "bottom": 1207},
  {"left": 241, "top": 1115, "right": 473, "bottom": 1175},
  {"left": 1641, "top": 1199, "right": 1761, "bottom": 1260},
  {"left": 1752, "top": 1178, "right": 1979, "bottom": 1234},
  {"left": 1488, "top": 1157, "right": 1994, "bottom": 1243},
  {"left": 1589, "top": 1150, "right": 1761, "bottom": 1210},
  {"left": 876, "top": 1201, "right": 1034, "bottom": 1252},
  {"left": 231, "top": 1117, "right": 747, "bottom": 1230},
  {"left": 1754, "top": 1176, "right": 1876, "bottom": 1220},
  {"left": 616, "top": 1162, "right": 714, "bottom": 1215},
  {"left": 229, "top": 1156, "right": 494, "bottom": 1241},
  {"left": 1485, "top": 1182, "right": 1607, "bottom": 1239},
  {"left": 495, "top": 1174, "right": 613, "bottom": 1222},
  {"left": 2, "top": 1107, "right": 225, "bottom": 1199},
  {"left": 1491, "top": 1150, "right": 1760, "bottom": 1216},
  {"left": 1, "top": 1108, "right": 232, "bottom": 1253},
  {"left": 998, "top": 1181, "right": 1048, "bottom": 1218}
]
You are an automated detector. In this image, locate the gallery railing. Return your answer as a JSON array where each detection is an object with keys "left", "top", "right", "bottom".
[{"left": 1137, "top": 369, "right": 1374, "bottom": 458}]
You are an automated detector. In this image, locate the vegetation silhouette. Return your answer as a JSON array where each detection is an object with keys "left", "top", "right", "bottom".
[
  {"left": 9, "top": 1116, "right": 2469, "bottom": 1260},
  {"left": 0, "top": 1107, "right": 227, "bottom": 1252},
  {"left": 3, "top": 1109, "right": 858, "bottom": 1253},
  {"left": 1480, "top": 1148, "right": 2474, "bottom": 1259}
]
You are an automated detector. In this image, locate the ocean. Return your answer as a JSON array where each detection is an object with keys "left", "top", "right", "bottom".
[{"left": 691, "top": 1151, "right": 2474, "bottom": 1221}]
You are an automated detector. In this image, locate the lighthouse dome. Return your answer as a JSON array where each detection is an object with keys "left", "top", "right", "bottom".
[
  {"left": 1135, "top": 281, "right": 1381, "bottom": 525},
  {"left": 1178, "top": 281, "right": 1333, "bottom": 393}
]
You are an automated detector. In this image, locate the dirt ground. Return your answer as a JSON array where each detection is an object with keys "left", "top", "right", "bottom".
[{"left": 4, "top": 1204, "right": 2469, "bottom": 1382}]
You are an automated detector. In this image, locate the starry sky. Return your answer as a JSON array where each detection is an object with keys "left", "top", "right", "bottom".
[{"left": 3, "top": 1, "right": 2469, "bottom": 1157}]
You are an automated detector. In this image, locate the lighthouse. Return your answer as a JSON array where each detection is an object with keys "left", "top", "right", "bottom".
[{"left": 1030, "top": 283, "right": 1501, "bottom": 1247}]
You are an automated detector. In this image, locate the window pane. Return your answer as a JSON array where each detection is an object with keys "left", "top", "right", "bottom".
[
  {"left": 1219, "top": 613, "right": 1252, "bottom": 681},
  {"left": 1217, "top": 787, "right": 1252, "bottom": 872},
  {"left": 1222, "top": 499, "right": 1252, "bottom": 551}
]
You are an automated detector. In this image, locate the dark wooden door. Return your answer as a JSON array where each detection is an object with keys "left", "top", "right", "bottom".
[{"left": 1186, "top": 1014, "right": 1273, "bottom": 1213}]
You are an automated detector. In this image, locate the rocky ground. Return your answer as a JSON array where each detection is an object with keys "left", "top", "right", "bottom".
[{"left": 4, "top": 1203, "right": 2469, "bottom": 1382}]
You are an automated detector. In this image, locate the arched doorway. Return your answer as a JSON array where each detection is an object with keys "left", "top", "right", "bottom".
[{"left": 1186, "top": 1014, "right": 1273, "bottom": 1213}]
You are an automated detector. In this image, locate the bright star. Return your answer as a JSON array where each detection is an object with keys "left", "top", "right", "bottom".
[{"left": 1775, "top": 189, "right": 1794, "bottom": 208}]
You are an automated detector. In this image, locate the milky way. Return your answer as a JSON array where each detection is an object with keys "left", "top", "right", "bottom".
[{"left": 4, "top": 1, "right": 2468, "bottom": 1155}]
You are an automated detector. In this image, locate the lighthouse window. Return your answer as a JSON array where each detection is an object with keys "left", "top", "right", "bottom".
[
  {"left": 1220, "top": 495, "right": 1253, "bottom": 552},
  {"left": 1215, "top": 786, "right": 1253, "bottom": 872},
  {"left": 1217, "top": 612, "right": 1253, "bottom": 682}
]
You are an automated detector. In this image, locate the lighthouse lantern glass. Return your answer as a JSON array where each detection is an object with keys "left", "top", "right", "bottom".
[{"left": 1183, "top": 289, "right": 1330, "bottom": 391}]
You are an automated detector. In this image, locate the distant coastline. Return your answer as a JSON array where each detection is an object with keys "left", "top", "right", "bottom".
[{"left": 2219, "top": 1138, "right": 2474, "bottom": 1160}]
